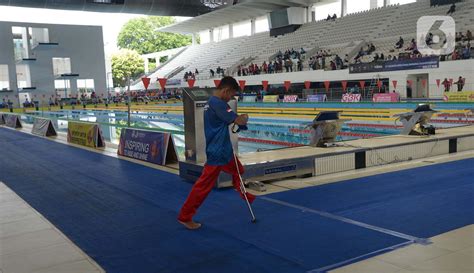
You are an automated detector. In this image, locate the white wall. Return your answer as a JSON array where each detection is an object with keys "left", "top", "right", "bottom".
[{"left": 0, "top": 21, "right": 107, "bottom": 106}]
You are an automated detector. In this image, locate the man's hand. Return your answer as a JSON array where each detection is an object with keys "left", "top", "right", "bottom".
[{"left": 234, "top": 114, "right": 249, "bottom": 126}]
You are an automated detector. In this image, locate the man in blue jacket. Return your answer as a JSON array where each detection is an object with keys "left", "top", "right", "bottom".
[{"left": 178, "top": 77, "right": 256, "bottom": 230}]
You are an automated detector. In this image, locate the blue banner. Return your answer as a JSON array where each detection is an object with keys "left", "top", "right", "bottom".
[
  {"left": 349, "top": 56, "right": 439, "bottom": 74},
  {"left": 118, "top": 128, "right": 174, "bottom": 165},
  {"left": 167, "top": 79, "right": 182, "bottom": 86},
  {"left": 307, "top": 94, "right": 327, "bottom": 102}
]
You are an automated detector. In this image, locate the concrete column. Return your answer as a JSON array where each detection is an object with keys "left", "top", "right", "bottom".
[
  {"left": 70, "top": 79, "right": 78, "bottom": 97},
  {"left": 144, "top": 58, "right": 149, "bottom": 74},
  {"left": 307, "top": 5, "right": 313, "bottom": 23},
  {"left": 341, "top": 0, "right": 347, "bottom": 17},
  {"left": 156, "top": 57, "right": 160, "bottom": 66},
  {"left": 192, "top": 33, "right": 196, "bottom": 45},
  {"left": 250, "top": 19, "right": 256, "bottom": 35},
  {"left": 209, "top": 29, "right": 214, "bottom": 42},
  {"left": 370, "top": 0, "right": 378, "bottom": 9},
  {"left": 229, "top": 24, "right": 233, "bottom": 38},
  {"left": 384, "top": 0, "right": 390, "bottom": 7}
]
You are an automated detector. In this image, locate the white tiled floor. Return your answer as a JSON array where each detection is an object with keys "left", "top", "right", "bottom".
[
  {"left": 0, "top": 182, "right": 104, "bottom": 273},
  {"left": 329, "top": 225, "right": 474, "bottom": 273}
]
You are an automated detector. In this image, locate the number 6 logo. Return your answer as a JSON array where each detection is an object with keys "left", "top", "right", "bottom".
[{"left": 417, "top": 16, "right": 455, "bottom": 56}]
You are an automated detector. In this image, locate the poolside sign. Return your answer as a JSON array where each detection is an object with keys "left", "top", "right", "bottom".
[
  {"left": 341, "top": 94, "right": 361, "bottom": 102},
  {"left": 263, "top": 95, "right": 278, "bottom": 102},
  {"left": 32, "top": 118, "right": 57, "bottom": 137},
  {"left": 118, "top": 128, "right": 177, "bottom": 166},
  {"left": 443, "top": 91, "right": 474, "bottom": 102},
  {"left": 67, "top": 121, "right": 105, "bottom": 148},
  {"left": 3, "top": 114, "right": 22, "bottom": 128},
  {"left": 307, "top": 94, "right": 327, "bottom": 102}
]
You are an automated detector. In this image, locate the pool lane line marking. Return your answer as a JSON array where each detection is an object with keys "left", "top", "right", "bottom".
[
  {"left": 307, "top": 241, "right": 415, "bottom": 273},
  {"left": 260, "top": 196, "right": 430, "bottom": 245}
]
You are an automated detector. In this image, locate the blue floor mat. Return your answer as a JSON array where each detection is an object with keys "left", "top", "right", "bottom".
[
  {"left": 0, "top": 128, "right": 409, "bottom": 273},
  {"left": 269, "top": 158, "right": 474, "bottom": 238}
]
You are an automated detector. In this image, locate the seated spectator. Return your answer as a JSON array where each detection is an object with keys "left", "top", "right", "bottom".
[
  {"left": 456, "top": 32, "right": 463, "bottom": 42},
  {"left": 426, "top": 32, "right": 434, "bottom": 46},
  {"left": 374, "top": 53, "right": 380, "bottom": 61},
  {"left": 380, "top": 53, "right": 385, "bottom": 61},
  {"left": 326, "top": 14, "right": 332, "bottom": 21},
  {"left": 210, "top": 69, "right": 215, "bottom": 77},
  {"left": 462, "top": 45, "right": 471, "bottom": 59},
  {"left": 332, "top": 14, "right": 337, "bottom": 20},
  {"left": 454, "top": 76, "right": 465, "bottom": 91},
  {"left": 447, "top": 3, "right": 456, "bottom": 15},
  {"left": 195, "top": 68, "right": 199, "bottom": 75},
  {"left": 466, "top": 30, "right": 473, "bottom": 42},
  {"left": 297, "top": 59, "right": 303, "bottom": 71},
  {"left": 300, "top": 48, "right": 306, "bottom": 55},
  {"left": 395, "top": 36, "right": 404, "bottom": 49},
  {"left": 329, "top": 60, "right": 336, "bottom": 70},
  {"left": 442, "top": 78, "right": 451, "bottom": 92}
]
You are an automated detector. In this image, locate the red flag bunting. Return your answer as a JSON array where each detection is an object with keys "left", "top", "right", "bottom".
[
  {"left": 421, "top": 79, "right": 427, "bottom": 88},
  {"left": 284, "top": 81, "right": 291, "bottom": 92},
  {"left": 157, "top": 78, "right": 167, "bottom": 90},
  {"left": 341, "top": 81, "right": 348, "bottom": 92},
  {"left": 304, "top": 81, "right": 311, "bottom": 89},
  {"left": 377, "top": 80, "right": 382, "bottom": 88},
  {"left": 141, "top": 77, "right": 151, "bottom": 90},
  {"left": 262, "top": 80, "right": 269, "bottom": 91},
  {"left": 214, "top": 79, "right": 221, "bottom": 87},
  {"left": 239, "top": 80, "right": 246, "bottom": 91},
  {"left": 324, "top": 81, "right": 330, "bottom": 91},
  {"left": 407, "top": 80, "right": 413, "bottom": 87},
  {"left": 392, "top": 80, "right": 398, "bottom": 89},
  {"left": 187, "top": 79, "right": 196, "bottom": 88},
  {"left": 436, "top": 79, "right": 441, "bottom": 88},
  {"left": 359, "top": 80, "right": 366, "bottom": 89}
]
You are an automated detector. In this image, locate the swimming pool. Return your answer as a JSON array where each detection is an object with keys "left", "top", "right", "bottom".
[{"left": 21, "top": 104, "right": 473, "bottom": 158}]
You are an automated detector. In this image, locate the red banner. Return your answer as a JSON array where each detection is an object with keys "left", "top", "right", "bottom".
[
  {"left": 262, "top": 80, "right": 269, "bottom": 91},
  {"left": 304, "top": 81, "right": 311, "bottom": 89},
  {"left": 377, "top": 80, "right": 382, "bottom": 89},
  {"left": 341, "top": 81, "right": 347, "bottom": 92},
  {"left": 157, "top": 78, "right": 167, "bottom": 90},
  {"left": 187, "top": 79, "right": 196, "bottom": 88},
  {"left": 214, "top": 79, "right": 221, "bottom": 87},
  {"left": 239, "top": 80, "right": 246, "bottom": 91},
  {"left": 324, "top": 81, "right": 330, "bottom": 91},
  {"left": 421, "top": 79, "right": 427, "bottom": 88},
  {"left": 436, "top": 79, "right": 441, "bottom": 88},
  {"left": 407, "top": 80, "right": 413, "bottom": 87},
  {"left": 392, "top": 80, "right": 398, "bottom": 89},
  {"left": 141, "top": 77, "right": 151, "bottom": 90},
  {"left": 284, "top": 81, "right": 291, "bottom": 92},
  {"left": 359, "top": 80, "right": 366, "bottom": 89}
]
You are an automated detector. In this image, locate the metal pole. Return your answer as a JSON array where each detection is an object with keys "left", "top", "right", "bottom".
[{"left": 127, "top": 75, "right": 131, "bottom": 127}]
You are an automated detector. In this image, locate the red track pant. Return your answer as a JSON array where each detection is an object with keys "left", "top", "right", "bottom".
[{"left": 178, "top": 155, "right": 255, "bottom": 222}]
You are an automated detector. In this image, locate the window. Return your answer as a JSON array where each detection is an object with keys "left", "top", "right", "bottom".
[
  {"left": 233, "top": 20, "right": 251, "bottom": 38},
  {"left": 29, "top": 27, "right": 49, "bottom": 48},
  {"left": 77, "top": 79, "right": 95, "bottom": 94},
  {"left": 16, "top": 65, "right": 31, "bottom": 88},
  {"left": 315, "top": 1, "right": 341, "bottom": 21},
  {"left": 12, "top": 26, "right": 29, "bottom": 61},
  {"left": 52, "top": 58, "right": 71, "bottom": 76},
  {"left": 55, "top": 80, "right": 71, "bottom": 98},
  {"left": 255, "top": 16, "right": 269, "bottom": 33},
  {"left": 0, "top": 65, "right": 9, "bottom": 90}
]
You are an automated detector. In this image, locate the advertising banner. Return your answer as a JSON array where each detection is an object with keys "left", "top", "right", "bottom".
[
  {"left": 263, "top": 95, "right": 278, "bottom": 102},
  {"left": 118, "top": 128, "right": 177, "bottom": 166},
  {"left": 67, "top": 121, "right": 105, "bottom": 148},
  {"left": 349, "top": 56, "right": 439, "bottom": 74},
  {"left": 373, "top": 93, "right": 400, "bottom": 102},
  {"left": 4, "top": 114, "right": 22, "bottom": 128},
  {"left": 167, "top": 79, "right": 181, "bottom": 86},
  {"left": 283, "top": 95, "right": 298, "bottom": 102},
  {"left": 242, "top": 95, "right": 257, "bottom": 102},
  {"left": 307, "top": 94, "right": 327, "bottom": 102},
  {"left": 341, "top": 94, "right": 361, "bottom": 102},
  {"left": 443, "top": 91, "right": 474, "bottom": 102},
  {"left": 32, "top": 118, "right": 57, "bottom": 137}
]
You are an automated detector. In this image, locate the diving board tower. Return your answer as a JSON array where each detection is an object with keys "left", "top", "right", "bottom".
[
  {"left": 394, "top": 104, "right": 437, "bottom": 135},
  {"left": 307, "top": 111, "right": 350, "bottom": 147}
]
